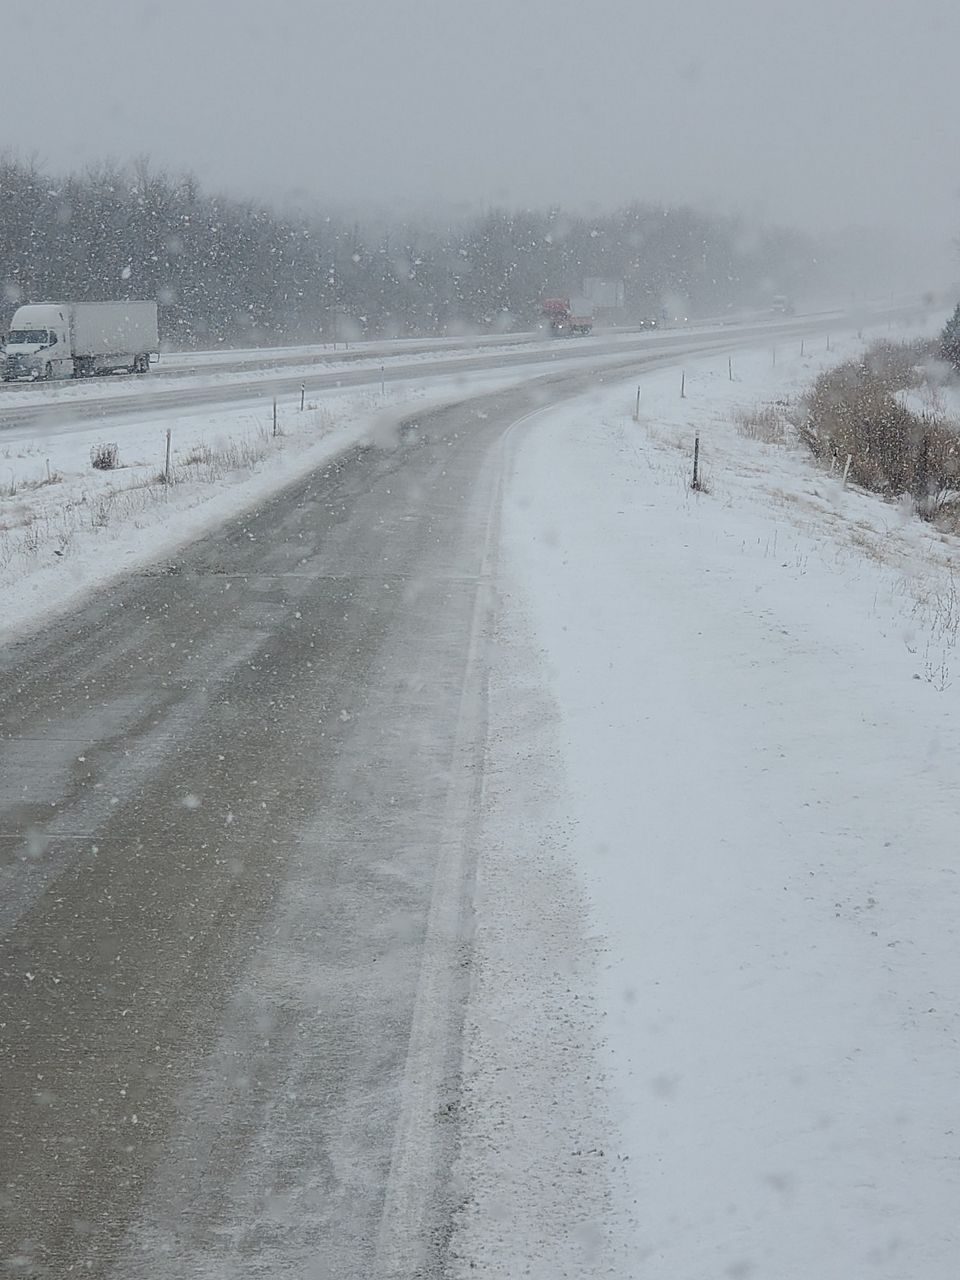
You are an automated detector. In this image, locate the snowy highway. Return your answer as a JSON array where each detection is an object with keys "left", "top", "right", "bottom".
[
  {"left": 0, "top": 338, "right": 672, "bottom": 1277},
  {"left": 1, "top": 311, "right": 951, "bottom": 1279},
  {"left": 3, "top": 2, "right": 956, "bottom": 1272}
]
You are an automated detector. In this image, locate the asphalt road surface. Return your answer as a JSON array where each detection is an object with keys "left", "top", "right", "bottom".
[
  {"left": 0, "top": 359, "right": 607, "bottom": 1277},
  {"left": 0, "top": 318, "right": 897, "bottom": 1277}
]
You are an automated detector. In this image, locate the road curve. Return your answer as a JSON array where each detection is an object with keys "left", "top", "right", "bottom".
[
  {"left": 0, "top": 356, "right": 616, "bottom": 1277},
  {"left": 0, "top": 319, "right": 888, "bottom": 1276}
]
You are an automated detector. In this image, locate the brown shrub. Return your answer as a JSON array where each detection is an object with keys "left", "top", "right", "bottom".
[
  {"left": 796, "top": 341, "right": 960, "bottom": 511},
  {"left": 90, "top": 442, "right": 120, "bottom": 470},
  {"left": 735, "top": 404, "right": 786, "bottom": 444}
]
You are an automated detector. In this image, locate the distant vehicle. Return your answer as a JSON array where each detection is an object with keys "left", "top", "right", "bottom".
[
  {"left": 771, "top": 294, "right": 795, "bottom": 315},
  {"left": 541, "top": 296, "right": 594, "bottom": 336},
  {"left": 637, "top": 317, "right": 659, "bottom": 330},
  {"left": 2, "top": 301, "right": 159, "bottom": 381}
]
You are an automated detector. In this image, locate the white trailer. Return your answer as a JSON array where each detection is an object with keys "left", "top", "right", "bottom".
[
  {"left": 2, "top": 301, "right": 159, "bottom": 381},
  {"left": 70, "top": 302, "right": 159, "bottom": 376}
]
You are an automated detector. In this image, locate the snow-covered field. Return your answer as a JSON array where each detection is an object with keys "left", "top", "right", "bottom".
[{"left": 449, "top": 343, "right": 960, "bottom": 1276}]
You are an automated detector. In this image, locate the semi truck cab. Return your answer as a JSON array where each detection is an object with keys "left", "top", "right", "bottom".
[{"left": 3, "top": 304, "right": 72, "bottom": 380}]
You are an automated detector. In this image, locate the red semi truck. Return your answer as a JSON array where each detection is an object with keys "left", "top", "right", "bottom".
[{"left": 541, "top": 296, "right": 594, "bottom": 336}]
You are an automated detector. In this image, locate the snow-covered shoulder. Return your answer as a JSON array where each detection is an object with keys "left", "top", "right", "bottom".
[{"left": 452, "top": 344, "right": 960, "bottom": 1278}]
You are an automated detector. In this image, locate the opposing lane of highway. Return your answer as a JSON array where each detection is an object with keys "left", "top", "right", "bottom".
[{"left": 0, "top": 312, "right": 861, "bottom": 438}]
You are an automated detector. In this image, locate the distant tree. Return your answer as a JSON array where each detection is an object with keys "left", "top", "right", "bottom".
[
  {"left": 0, "top": 152, "right": 832, "bottom": 346},
  {"left": 940, "top": 303, "right": 960, "bottom": 372}
]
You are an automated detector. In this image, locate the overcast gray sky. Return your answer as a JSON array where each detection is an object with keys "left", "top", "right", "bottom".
[{"left": 6, "top": 0, "right": 958, "bottom": 266}]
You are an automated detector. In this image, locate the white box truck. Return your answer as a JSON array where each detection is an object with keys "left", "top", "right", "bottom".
[{"left": 2, "top": 301, "right": 159, "bottom": 381}]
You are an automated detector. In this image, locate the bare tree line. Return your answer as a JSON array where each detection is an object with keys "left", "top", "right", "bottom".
[{"left": 1, "top": 155, "right": 825, "bottom": 348}]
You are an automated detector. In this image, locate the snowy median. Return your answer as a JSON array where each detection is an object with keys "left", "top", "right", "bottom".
[{"left": 450, "top": 340, "right": 960, "bottom": 1278}]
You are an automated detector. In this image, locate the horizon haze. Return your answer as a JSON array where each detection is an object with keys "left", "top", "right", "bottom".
[{"left": 2, "top": 0, "right": 958, "bottom": 282}]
